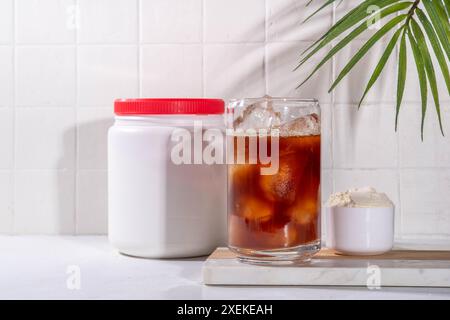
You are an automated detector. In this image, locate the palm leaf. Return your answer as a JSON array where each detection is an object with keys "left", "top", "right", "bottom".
[
  {"left": 297, "top": 0, "right": 450, "bottom": 137},
  {"left": 299, "top": 0, "right": 400, "bottom": 68},
  {"left": 303, "top": 0, "right": 338, "bottom": 23},
  {"left": 411, "top": 18, "right": 445, "bottom": 136},
  {"left": 301, "top": 0, "right": 397, "bottom": 57},
  {"left": 396, "top": 30, "right": 408, "bottom": 131},
  {"left": 433, "top": 0, "right": 450, "bottom": 40},
  {"left": 407, "top": 25, "right": 428, "bottom": 140},
  {"left": 416, "top": 8, "right": 450, "bottom": 95},
  {"left": 329, "top": 14, "right": 408, "bottom": 92},
  {"left": 295, "top": 2, "right": 412, "bottom": 85},
  {"left": 358, "top": 27, "right": 404, "bottom": 109},
  {"left": 300, "top": 0, "right": 366, "bottom": 55},
  {"left": 443, "top": 0, "right": 450, "bottom": 17},
  {"left": 422, "top": 0, "right": 450, "bottom": 61}
]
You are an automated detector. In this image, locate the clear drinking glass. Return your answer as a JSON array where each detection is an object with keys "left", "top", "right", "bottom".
[{"left": 227, "top": 97, "right": 321, "bottom": 264}]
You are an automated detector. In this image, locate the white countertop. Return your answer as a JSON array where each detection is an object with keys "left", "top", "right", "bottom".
[{"left": 1, "top": 236, "right": 450, "bottom": 300}]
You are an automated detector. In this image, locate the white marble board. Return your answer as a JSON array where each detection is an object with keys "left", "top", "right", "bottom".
[{"left": 203, "top": 248, "right": 450, "bottom": 287}]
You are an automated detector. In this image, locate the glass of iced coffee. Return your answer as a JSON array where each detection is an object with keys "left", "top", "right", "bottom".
[{"left": 227, "top": 97, "right": 321, "bottom": 264}]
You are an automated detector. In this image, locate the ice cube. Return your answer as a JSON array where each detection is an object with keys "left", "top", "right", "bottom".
[
  {"left": 233, "top": 96, "right": 281, "bottom": 131},
  {"left": 287, "top": 196, "right": 319, "bottom": 225},
  {"left": 261, "top": 223, "right": 299, "bottom": 249},
  {"left": 228, "top": 215, "right": 248, "bottom": 248},
  {"left": 279, "top": 113, "right": 320, "bottom": 137},
  {"left": 230, "top": 213, "right": 299, "bottom": 249},
  {"left": 259, "top": 155, "right": 301, "bottom": 204},
  {"left": 235, "top": 195, "right": 273, "bottom": 223},
  {"left": 280, "top": 223, "right": 299, "bottom": 248}
]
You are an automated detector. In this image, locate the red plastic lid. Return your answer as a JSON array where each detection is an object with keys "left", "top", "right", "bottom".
[{"left": 114, "top": 98, "right": 225, "bottom": 115}]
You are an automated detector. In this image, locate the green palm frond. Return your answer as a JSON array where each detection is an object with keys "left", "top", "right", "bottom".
[
  {"left": 362, "top": 26, "right": 404, "bottom": 110},
  {"left": 298, "top": 0, "right": 450, "bottom": 139},
  {"left": 396, "top": 29, "right": 407, "bottom": 130}
]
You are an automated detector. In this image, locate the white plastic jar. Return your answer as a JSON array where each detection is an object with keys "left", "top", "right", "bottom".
[{"left": 108, "top": 98, "right": 227, "bottom": 258}]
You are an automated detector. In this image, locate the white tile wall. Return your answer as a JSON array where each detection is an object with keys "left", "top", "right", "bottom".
[
  {"left": 0, "top": 0, "right": 449, "bottom": 240},
  {"left": 141, "top": 0, "right": 202, "bottom": 43},
  {"left": 77, "top": 46, "right": 138, "bottom": 106},
  {"left": 320, "top": 169, "right": 333, "bottom": 242},
  {"left": 77, "top": 108, "right": 112, "bottom": 170},
  {"left": 0, "top": 171, "right": 13, "bottom": 234},
  {"left": 266, "top": 42, "right": 332, "bottom": 102},
  {"left": 15, "top": 108, "right": 75, "bottom": 169},
  {"left": 15, "top": 46, "right": 76, "bottom": 106},
  {"left": 399, "top": 108, "right": 450, "bottom": 168},
  {"left": 141, "top": 44, "right": 203, "bottom": 97},
  {"left": 14, "top": 170, "right": 75, "bottom": 234},
  {"left": 267, "top": 0, "right": 333, "bottom": 42},
  {"left": 204, "top": 0, "right": 265, "bottom": 42},
  {"left": 333, "top": 104, "right": 398, "bottom": 169},
  {"left": 78, "top": 0, "right": 138, "bottom": 44},
  {"left": 0, "top": 0, "right": 14, "bottom": 44},
  {"left": 0, "top": 109, "right": 14, "bottom": 169},
  {"left": 0, "top": 47, "right": 13, "bottom": 106},
  {"left": 16, "top": 0, "right": 76, "bottom": 44},
  {"left": 401, "top": 169, "right": 450, "bottom": 237},
  {"left": 76, "top": 170, "right": 107, "bottom": 234},
  {"left": 320, "top": 104, "right": 333, "bottom": 170},
  {"left": 204, "top": 44, "right": 265, "bottom": 99}
]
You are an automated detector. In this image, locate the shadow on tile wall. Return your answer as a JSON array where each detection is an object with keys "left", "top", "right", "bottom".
[
  {"left": 60, "top": 117, "right": 112, "bottom": 235},
  {"left": 267, "top": 0, "right": 332, "bottom": 41}
]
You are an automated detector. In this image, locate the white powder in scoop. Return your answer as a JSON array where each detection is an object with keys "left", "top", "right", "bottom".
[{"left": 327, "top": 187, "right": 393, "bottom": 208}]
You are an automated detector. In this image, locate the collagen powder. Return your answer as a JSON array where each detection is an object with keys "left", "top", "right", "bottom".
[{"left": 327, "top": 187, "right": 393, "bottom": 208}]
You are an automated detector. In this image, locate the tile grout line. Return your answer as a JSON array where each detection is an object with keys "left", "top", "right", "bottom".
[
  {"left": 264, "top": 0, "right": 268, "bottom": 95},
  {"left": 74, "top": 0, "right": 79, "bottom": 235},
  {"left": 12, "top": 39, "right": 445, "bottom": 48},
  {"left": 323, "top": 2, "right": 337, "bottom": 244},
  {"left": 331, "top": 2, "right": 336, "bottom": 195},
  {"left": 202, "top": 0, "right": 206, "bottom": 97},
  {"left": 11, "top": 0, "right": 16, "bottom": 235},
  {"left": 3, "top": 40, "right": 335, "bottom": 46},
  {"left": 138, "top": 0, "right": 142, "bottom": 97},
  {"left": 395, "top": 30, "right": 403, "bottom": 240}
]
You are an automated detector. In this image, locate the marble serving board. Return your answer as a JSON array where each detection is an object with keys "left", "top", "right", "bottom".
[{"left": 202, "top": 248, "right": 450, "bottom": 287}]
